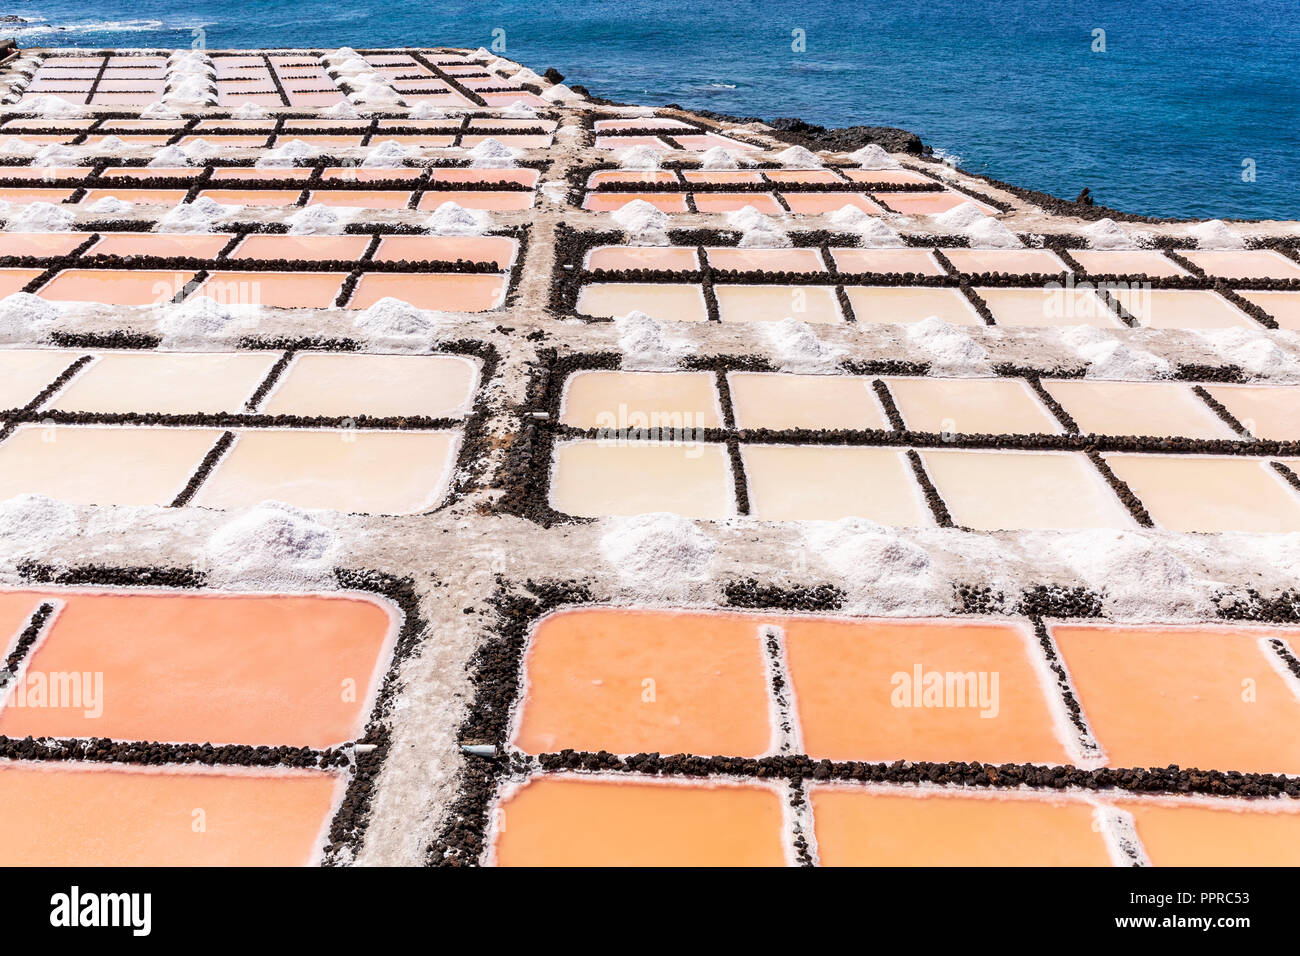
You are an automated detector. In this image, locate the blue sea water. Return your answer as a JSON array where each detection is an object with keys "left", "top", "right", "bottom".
[{"left": 3, "top": 0, "right": 1296, "bottom": 220}]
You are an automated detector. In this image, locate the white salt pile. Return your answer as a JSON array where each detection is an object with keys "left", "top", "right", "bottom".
[
  {"left": 353, "top": 297, "right": 440, "bottom": 339},
  {"left": 206, "top": 502, "right": 339, "bottom": 590},
  {"left": 323, "top": 100, "right": 362, "bottom": 119},
  {"left": 1189, "top": 219, "right": 1245, "bottom": 249},
  {"left": 287, "top": 203, "right": 354, "bottom": 235},
  {"left": 764, "top": 317, "right": 844, "bottom": 373},
  {"left": 93, "top": 135, "right": 134, "bottom": 152},
  {"left": 0, "top": 494, "right": 80, "bottom": 558},
  {"left": 850, "top": 144, "right": 898, "bottom": 169},
  {"left": 543, "top": 84, "right": 581, "bottom": 103},
  {"left": 828, "top": 205, "right": 907, "bottom": 248},
  {"left": 408, "top": 101, "right": 447, "bottom": 120},
  {"left": 7, "top": 201, "right": 75, "bottom": 232},
  {"left": 139, "top": 101, "right": 182, "bottom": 120},
  {"left": 1081, "top": 218, "right": 1135, "bottom": 250},
  {"left": 156, "top": 296, "right": 237, "bottom": 344},
  {"left": 1194, "top": 327, "right": 1291, "bottom": 378},
  {"left": 85, "top": 195, "right": 134, "bottom": 216},
  {"left": 501, "top": 102, "right": 537, "bottom": 119},
  {"left": 611, "top": 199, "right": 669, "bottom": 244},
  {"left": 147, "top": 144, "right": 195, "bottom": 167},
  {"left": 932, "top": 200, "right": 989, "bottom": 230},
  {"left": 1060, "top": 325, "right": 1172, "bottom": 379},
  {"left": 699, "top": 146, "right": 740, "bottom": 169},
  {"left": 360, "top": 139, "right": 414, "bottom": 168},
  {"left": 616, "top": 144, "right": 662, "bottom": 170},
  {"left": 615, "top": 310, "right": 690, "bottom": 370},
  {"left": 468, "top": 137, "right": 518, "bottom": 168},
  {"left": 1048, "top": 529, "right": 1205, "bottom": 620},
  {"left": 426, "top": 201, "right": 492, "bottom": 236},
  {"left": 965, "top": 216, "right": 1023, "bottom": 249},
  {"left": 231, "top": 102, "right": 268, "bottom": 120},
  {"left": 727, "top": 206, "right": 791, "bottom": 248},
  {"left": 29, "top": 143, "right": 80, "bottom": 167},
  {"left": 17, "top": 94, "right": 86, "bottom": 119},
  {"left": 0, "top": 137, "right": 39, "bottom": 157},
  {"left": 599, "top": 512, "right": 715, "bottom": 589},
  {"left": 256, "top": 138, "right": 317, "bottom": 168},
  {"left": 905, "top": 315, "right": 990, "bottom": 373},
  {"left": 0, "top": 292, "right": 63, "bottom": 342},
  {"left": 512, "top": 68, "right": 543, "bottom": 85},
  {"left": 156, "top": 195, "right": 239, "bottom": 233},
  {"left": 181, "top": 138, "right": 221, "bottom": 162},
  {"left": 803, "top": 519, "right": 942, "bottom": 614},
  {"left": 774, "top": 144, "right": 823, "bottom": 167}
]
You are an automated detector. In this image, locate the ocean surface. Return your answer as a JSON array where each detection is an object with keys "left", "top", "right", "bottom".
[{"left": 3, "top": 0, "right": 1296, "bottom": 220}]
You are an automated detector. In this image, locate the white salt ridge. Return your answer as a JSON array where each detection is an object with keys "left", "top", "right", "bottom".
[
  {"left": 611, "top": 199, "right": 669, "bottom": 244},
  {"left": 965, "top": 217, "right": 1023, "bottom": 249},
  {"left": 615, "top": 310, "right": 690, "bottom": 370},
  {"left": 774, "top": 144, "right": 823, "bottom": 168},
  {"left": 905, "top": 315, "right": 991, "bottom": 372},
  {"left": 94, "top": 135, "right": 132, "bottom": 152},
  {"left": 468, "top": 137, "right": 518, "bottom": 168},
  {"left": 0, "top": 494, "right": 80, "bottom": 558},
  {"left": 1082, "top": 218, "right": 1135, "bottom": 250},
  {"left": 147, "top": 144, "right": 194, "bottom": 167},
  {"left": 599, "top": 513, "right": 715, "bottom": 589},
  {"left": 361, "top": 139, "right": 414, "bottom": 168},
  {"left": 1060, "top": 325, "right": 1173, "bottom": 380},
  {"left": 353, "top": 297, "right": 441, "bottom": 340},
  {"left": 85, "top": 195, "right": 134, "bottom": 215},
  {"left": 6, "top": 201, "right": 74, "bottom": 232},
  {"left": 0, "top": 292, "right": 63, "bottom": 342},
  {"left": 156, "top": 296, "right": 237, "bottom": 343},
  {"left": 932, "top": 201, "right": 989, "bottom": 230},
  {"left": 1194, "top": 327, "right": 1291, "bottom": 378},
  {"left": 699, "top": 146, "right": 740, "bottom": 170},
  {"left": 156, "top": 196, "right": 240, "bottom": 233},
  {"left": 29, "top": 143, "right": 79, "bottom": 167},
  {"left": 206, "top": 502, "right": 340, "bottom": 591},
  {"left": 426, "top": 201, "right": 491, "bottom": 236},
  {"left": 287, "top": 203, "right": 355, "bottom": 235},
  {"left": 804, "top": 519, "right": 942, "bottom": 614},
  {"left": 850, "top": 144, "right": 898, "bottom": 169},
  {"left": 501, "top": 102, "right": 537, "bottom": 119},
  {"left": 616, "top": 144, "right": 662, "bottom": 171},
  {"left": 764, "top": 317, "right": 844, "bottom": 373},
  {"left": 1189, "top": 219, "right": 1245, "bottom": 250}
]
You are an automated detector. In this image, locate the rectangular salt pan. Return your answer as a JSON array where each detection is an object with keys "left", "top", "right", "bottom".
[
  {"left": 921, "top": 449, "right": 1134, "bottom": 530},
  {"left": 741, "top": 445, "right": 928, "bottom": 523},
  {"left": 0, "top": 763, "right": 343, "bottom": 866},
  {"left": 559, "top": 370, "right": 721, "bottom": 429},
  {"left": 0, "top": 424, "right": 221, "bottom": 507},
  {"left": 193, "top": 428, "right": 462, "bottom": 515},
  {"left": 261, "top": 353, "right": 480, "bottom": 419},
  {"left": 549, "top": 440, "right": 734, "bottom": 519}
]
